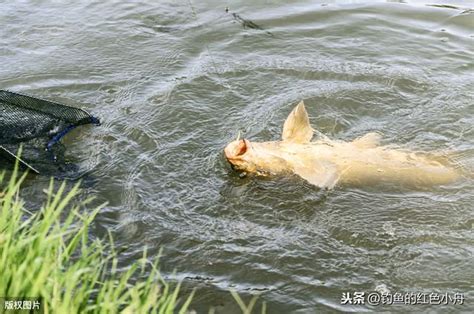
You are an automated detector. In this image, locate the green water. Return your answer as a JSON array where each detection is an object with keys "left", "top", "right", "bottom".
[{"left": 1, "top": 0, "right": 473, "bottom": 312}]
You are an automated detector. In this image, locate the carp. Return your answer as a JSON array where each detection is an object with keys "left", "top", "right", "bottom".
[{"left": 224, "top": 101, "right": 459, "bottom": 189}]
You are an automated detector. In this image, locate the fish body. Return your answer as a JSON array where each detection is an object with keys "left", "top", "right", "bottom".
[{"left": 224, "top": 101, "right": 459, "bottom": 189}]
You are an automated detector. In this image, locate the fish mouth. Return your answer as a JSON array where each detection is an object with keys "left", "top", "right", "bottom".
[
  {"left": 224, "top": 139, "right": 250, "bottom": 175},
  {"left": 224, "top": 139, "right": 249, "bottom": 160}
]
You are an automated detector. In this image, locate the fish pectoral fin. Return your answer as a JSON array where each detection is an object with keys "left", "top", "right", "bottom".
[
  {"left": 293, "top": 161, "right": 339, "bottom": 189},
  {"left": 282, "top": 101, "right": 314, "bottom": 143},
  {"left": 352, "top": 132, "right": 382, "bottom": 148}
]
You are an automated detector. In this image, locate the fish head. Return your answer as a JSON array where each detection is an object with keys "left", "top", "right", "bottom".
[
  {"left": 224, "top": 139, "right": 258, "bottom": 173},
  {"left": 224, "top": 100, "right": 319, "bottom": 179}
]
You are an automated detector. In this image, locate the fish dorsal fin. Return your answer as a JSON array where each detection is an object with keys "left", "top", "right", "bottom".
[
  {"left": 293, "top": 160, "right": 339, "bottom": 189},
  {"left": 352, "top": 132, "right": 382, "bottom": 148},
  {"left": 282, "top": 101, "right": 314, "bottom": 143}
]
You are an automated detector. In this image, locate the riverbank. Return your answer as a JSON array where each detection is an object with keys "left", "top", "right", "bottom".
[{"left": 0, "top": 165, "right": 193, "bottom": 313}]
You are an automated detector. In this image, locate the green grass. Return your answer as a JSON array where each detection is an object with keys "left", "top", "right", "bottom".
[{"left": 0, "top": 164, "right": 193, "bottom": 313}]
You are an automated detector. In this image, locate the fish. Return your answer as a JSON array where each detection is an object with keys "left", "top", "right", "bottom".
[{"left": 224, "top": 101, "right": 460, "bottom": 189}]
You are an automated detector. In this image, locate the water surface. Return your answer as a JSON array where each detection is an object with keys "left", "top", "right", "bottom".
[{"left": 1, "top": 0, "right": 473, "bottom": 312}]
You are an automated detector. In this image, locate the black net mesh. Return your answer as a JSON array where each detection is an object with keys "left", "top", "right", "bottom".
[
  {"left": 0, "top": 90, "right": 99, "bottom": 177},
  {"left": 0, "top": 90, "right": 96, "bottom": 144}
]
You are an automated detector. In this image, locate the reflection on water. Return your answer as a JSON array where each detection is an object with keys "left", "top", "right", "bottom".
[{"left": 1, "top": 0, "right": 473, "bottom": 312}]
